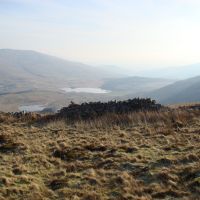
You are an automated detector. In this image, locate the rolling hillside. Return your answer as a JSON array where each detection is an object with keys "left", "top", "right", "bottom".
[
  {"left": 0, "top": 49, "right": 117, "bottom": 79},
  {"left": 0, "top": 49, "right": 119, "bottom": 93},
  {"left": 0, "top": 49, "right": 122, "bottom": 111},
  {"left": 138, "top": 63, "right": 200, "bottom": 79},
  {"left": 1, "top": 49, "right": 200, "bottom": 111},
  {"left": 148, "top": 76, "right": 200, "bottom": 104},
  {"left": 102, "top": 76, "right": 175, "bottom": 96}
]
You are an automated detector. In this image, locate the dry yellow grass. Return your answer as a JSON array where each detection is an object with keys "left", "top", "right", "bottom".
[{"left": 0, "top": 109, "right": 200, "bottom": 200}]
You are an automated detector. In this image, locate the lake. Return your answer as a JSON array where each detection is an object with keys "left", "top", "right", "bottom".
[
  {"left": 61, "top": 87, "right": 110, "bottom": 94},
  {"left": 19, "top": 105, "right": 45, "bottom": 112}
]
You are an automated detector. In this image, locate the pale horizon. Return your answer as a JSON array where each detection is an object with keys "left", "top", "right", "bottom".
[{"left": 1, "top": 0, "right": 200, "bottom": 70}]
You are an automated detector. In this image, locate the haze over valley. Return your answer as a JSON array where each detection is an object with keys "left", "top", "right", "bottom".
[
  {"left": 0, "top": 49, "right": 200, "bottom": 112},
  {"left": 1, "top": 0, "right": 200, "bottom": 112}
]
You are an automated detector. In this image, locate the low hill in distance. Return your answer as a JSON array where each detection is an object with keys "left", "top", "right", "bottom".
[
  {"left": 138, "top": 63, "right": 200, "bottom": 79},
  {"left": 0, "top": 49, "right": 177, "bottom": 112},
  {"left": 1, "top": 49, "right": 200, "bottom": 111},
  {"left": 0, "top": 49, "right": 123, "bottom": 112},
  {"left": 0, "top": 49, "right": 119, "bottom": 79},
  {"left": 102, "top": 76, "right": 175, "bottom": 96},
  {"left": 148, "top": 76, "right": 200, "bottom": 104},
  {"left": 0, "top": 49, "right": 121, "bottom": 93}
]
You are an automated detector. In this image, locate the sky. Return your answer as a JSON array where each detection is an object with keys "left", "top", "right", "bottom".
[{"left": 0, "top": 0, "right": 200, "bottom": 70}]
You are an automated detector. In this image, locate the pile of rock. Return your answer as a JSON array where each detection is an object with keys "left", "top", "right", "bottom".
[{"left": 57, "top": 98, "right": 162, "bottom": 120}]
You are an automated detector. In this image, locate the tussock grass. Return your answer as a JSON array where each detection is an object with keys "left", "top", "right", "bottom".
[
  {"left": 0, "top": 108, "right": 200, "bottom": 199},
  {"left": 72, "top": 109, "right": 199, "bottom": 130}
]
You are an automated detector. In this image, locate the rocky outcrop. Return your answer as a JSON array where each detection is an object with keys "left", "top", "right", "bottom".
[{"left": 57, "top": 98, "right": 162, "bottom": 120}]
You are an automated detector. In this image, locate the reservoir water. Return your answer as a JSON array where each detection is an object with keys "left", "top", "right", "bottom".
[
  {"left": 61, "top": 87, "right": 110, "bottom": 94},
  {"left": 19, "top": 105, "right": 45, "bottom": 112}
]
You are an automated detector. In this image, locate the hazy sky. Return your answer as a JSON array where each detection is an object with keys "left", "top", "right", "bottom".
[{"left": 1, "top": 0, "right": 200, "bottom": 69}]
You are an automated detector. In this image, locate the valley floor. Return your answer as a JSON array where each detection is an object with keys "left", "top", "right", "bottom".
[{"left": 0, "top": 110, "right": 200, "bottom": 200}]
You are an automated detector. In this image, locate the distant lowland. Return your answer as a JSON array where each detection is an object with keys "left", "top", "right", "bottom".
[{"left": 0, "top": 49, "right": 200, "bottom": 112}]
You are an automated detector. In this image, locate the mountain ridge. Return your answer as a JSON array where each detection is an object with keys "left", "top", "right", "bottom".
[{"left": 147, "top": 76, "right": 200, "bottom": 104}]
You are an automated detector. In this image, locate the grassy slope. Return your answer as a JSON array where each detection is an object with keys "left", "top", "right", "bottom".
[
  {"left": 0, "top": 87, "right": 113, "bottom": 112},
  {"left": 148, "top": 76, "right": 200, "bottom": 104},
  {"left": 102, "top": 76, "right": 174, "bottom": 96},
  {"left": 0, "top": 109, "right": 200, "bottom": 200}
]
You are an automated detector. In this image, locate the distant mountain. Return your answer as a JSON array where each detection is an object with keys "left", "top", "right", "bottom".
[
  {"left": 148, "top": 76, "right": 200, "bottom": 104},
  {"left": 102, "top": 76, "right": 175, "bottom": 95},
  {"left": 0, "top": 49, "right": 118, "bottom": 80},
  {"left": 138, "top": 64, "right": 200, "bottom": 79},
  {"left": 1, "top": 49, "right": 199, "bottom": 110},
  {"left": 0, "top": 49, "right": 122, "bottom": 94},
  {"left": 0, "top": 49, "right": 125, "bottom": 112}
]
